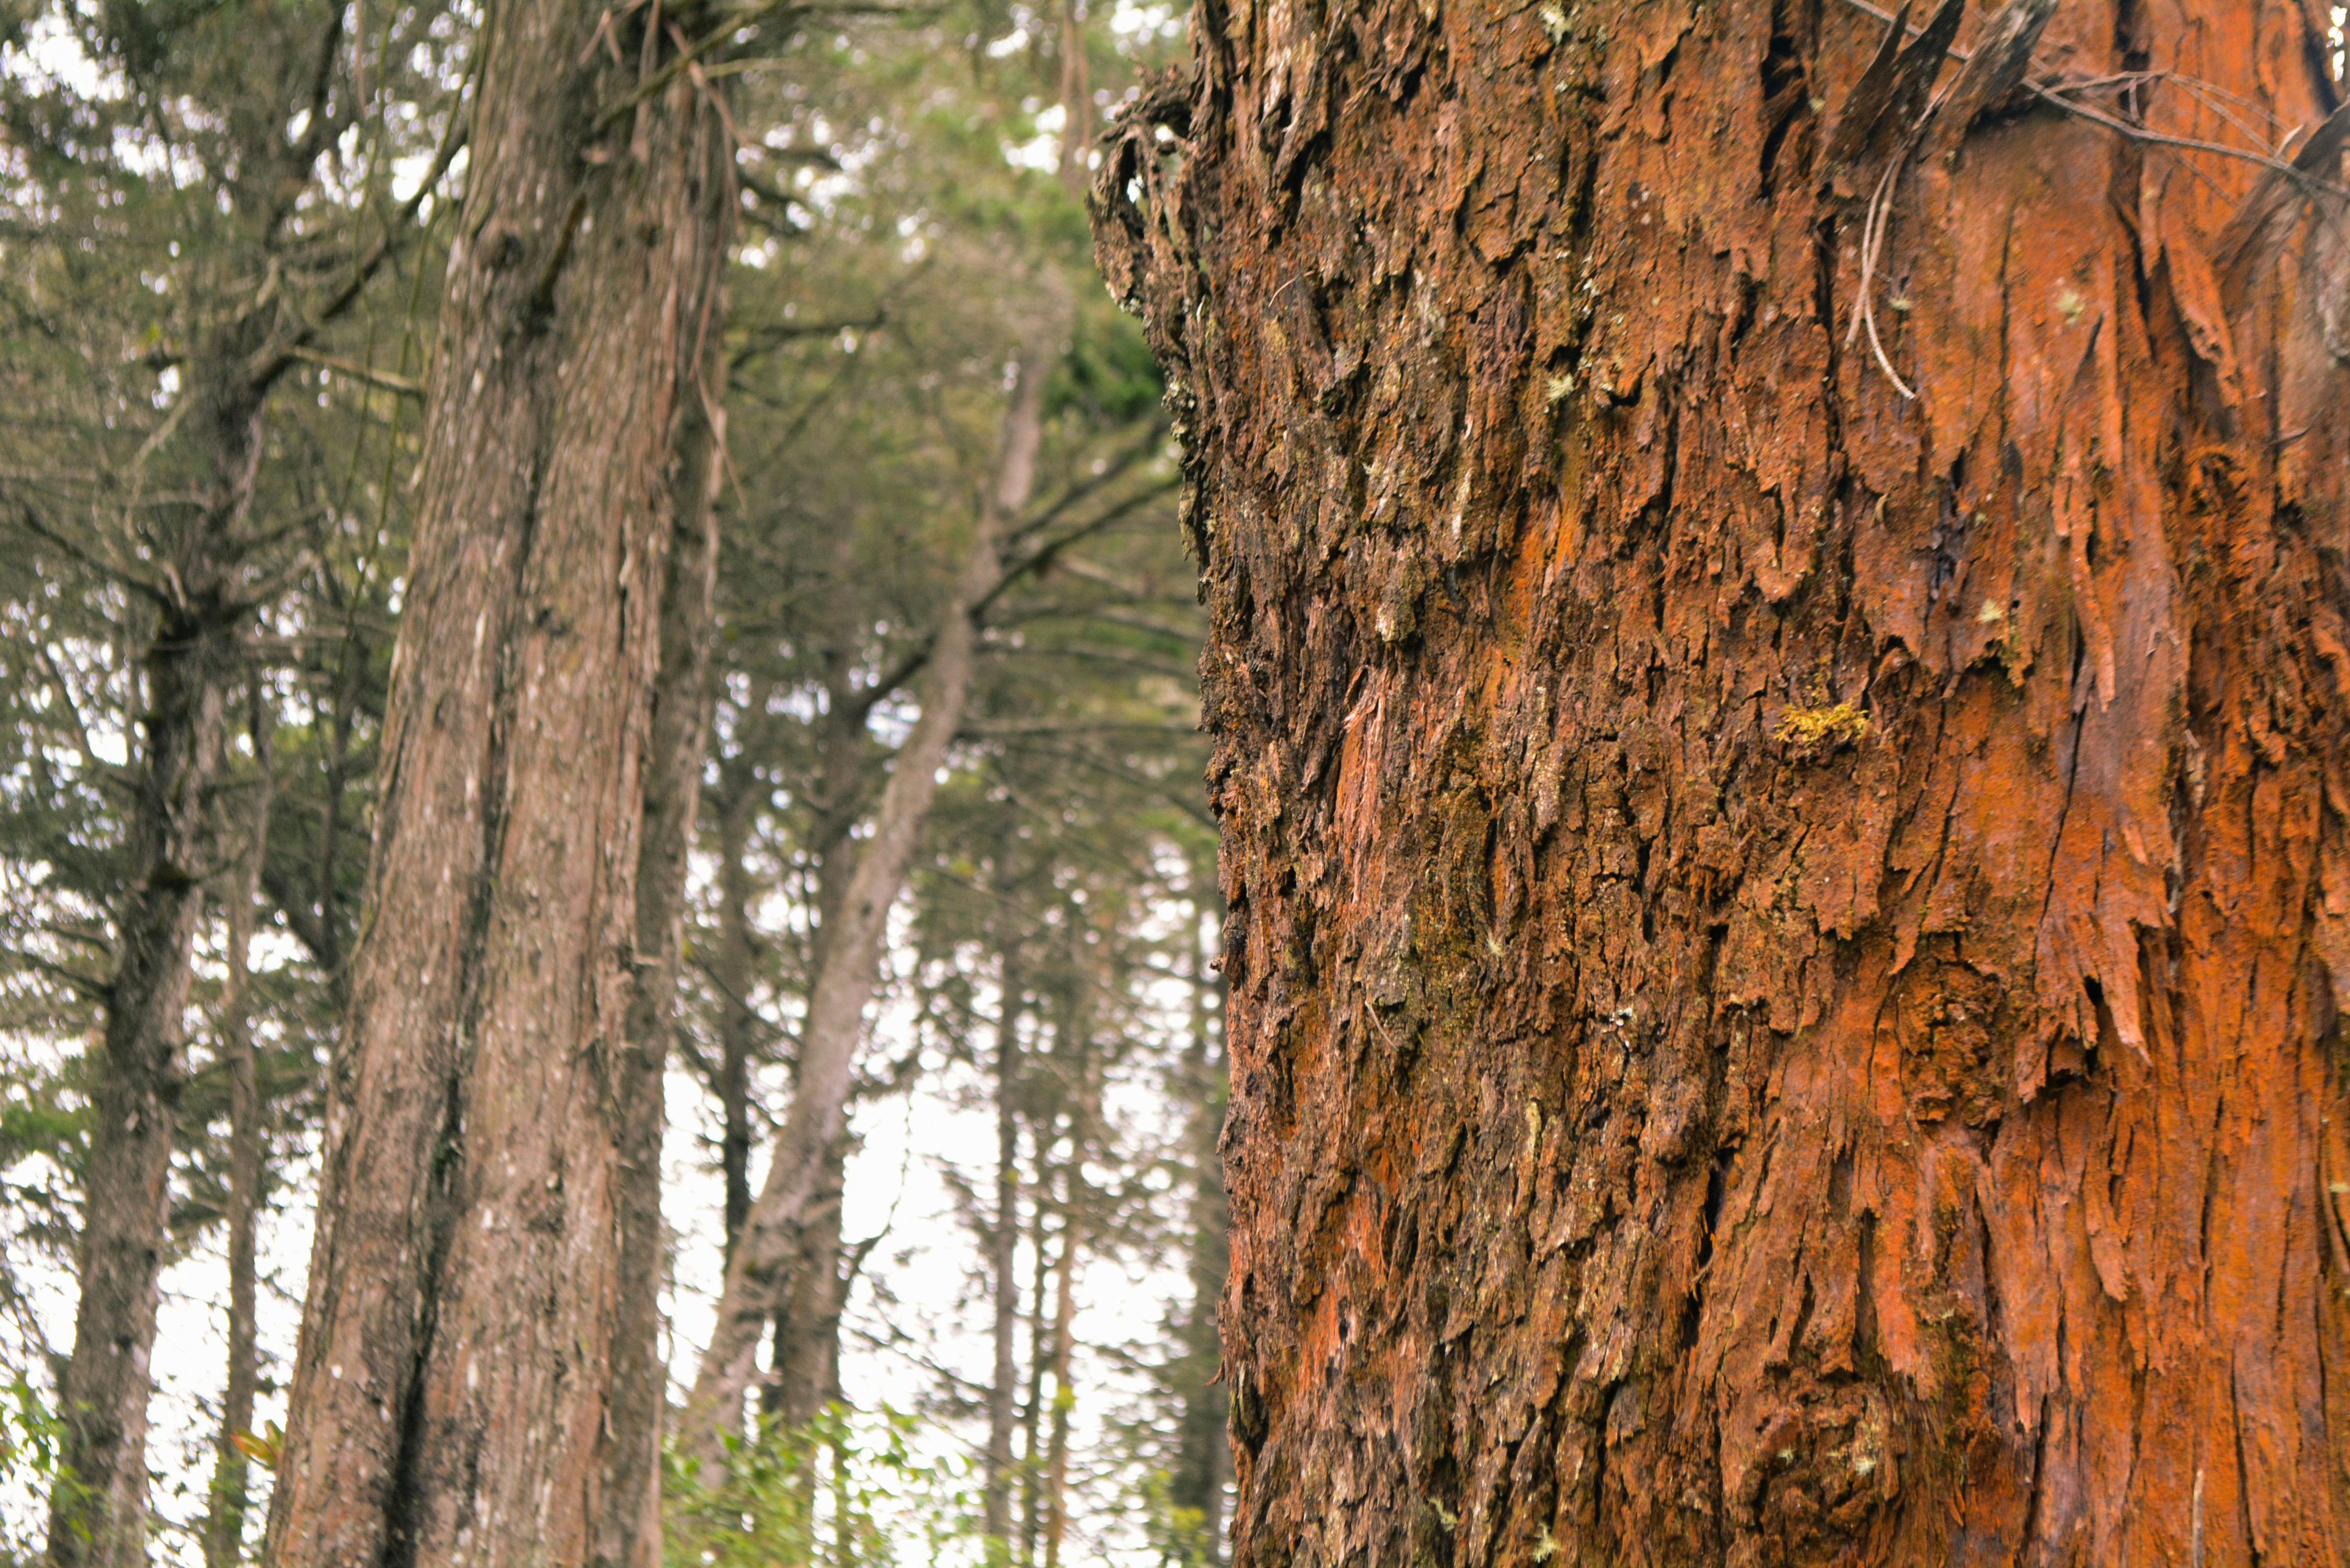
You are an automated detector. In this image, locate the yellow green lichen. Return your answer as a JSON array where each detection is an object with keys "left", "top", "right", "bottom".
[{"left": 1772, "top": 700, "right": 1870, "bottom": 757}]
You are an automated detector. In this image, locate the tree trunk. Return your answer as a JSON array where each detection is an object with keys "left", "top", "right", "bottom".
[
  {"left": 48, "top": 300, "right": 268, "bottom": 1568},
  {"left": 595, "top": 290, "right": 728, "bottom": 1568},
  {"left": 1096, "top": 0, "right": 2350, "bottom": 1561},
  {"left": 1170, "top": 910, "right": 1229, "bottom": 1565},
  {"left": 1042, "top": 984, "right": 1096, "bottom": 1568},
  {"left": 260, "top": 8, "right": 732, "bottom": 1562},
  {"left": 766, "top": 1135, "right": 849, "bottom": 1427},
  {"left": 711, "top": 693, "right": 771, "bottom": 1262},
  {"left": 680, "top": 341, "right": 1049, "bottom": 1470},
  {"left": 1019, "top": 1129, "right": 1057, "bottom": 1568},
  {"left": 764, "top": 684, "right": 873, "bottom": 1431},
  {"left": 984, "top": 952, "right": 1028, "bottom": 1551},
  {"left": 1039, "top": 1175, "right": 1080, "bottom": 1568},
  {"left": 203, "top": 675, "right": 276, "bottom": 1568}
]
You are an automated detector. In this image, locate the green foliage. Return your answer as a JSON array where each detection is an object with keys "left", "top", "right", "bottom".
[
  {"left": 665, "top": 1406, "right": 974, "bottom": 1568},
  {"left": 0, "top": 1374, "right": 77, "bottom": 1562}
]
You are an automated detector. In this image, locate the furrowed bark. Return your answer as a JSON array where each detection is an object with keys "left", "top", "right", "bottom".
[
  {"left": 596, "top": 291, "right": 729, "bottom": 1568},
  {"left": 202, "top": 674, "right": 275, "bottom": 1568},
  {"left": 680, "top": 346, "right": 1050, "bottom": 1472},
  {"left": 261, "top": 9, "right": 732, "bottom": 1562},
  {"left": 1097, "top": 0, "right": 2350, "bottom": 1560}
]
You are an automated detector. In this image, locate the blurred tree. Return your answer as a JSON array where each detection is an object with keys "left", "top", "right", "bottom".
[{"left": 0, "top": 0, "right": 456, "bottom": 1553}]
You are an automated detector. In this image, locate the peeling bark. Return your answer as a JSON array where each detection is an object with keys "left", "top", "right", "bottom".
[{"left": 1097, "top": 0, "right": 2350, "bottom": 1559}]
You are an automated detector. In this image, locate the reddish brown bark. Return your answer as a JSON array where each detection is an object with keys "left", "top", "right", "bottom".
[
  {"left": 260, "top": 6, "right": 732, "bottom": 1562},
  {"left": 1097, "top": 0, "right": 2350, "bottom": 1561},
  {"left": 596, "top": 298, "right": 728, "bottom": 1568}
]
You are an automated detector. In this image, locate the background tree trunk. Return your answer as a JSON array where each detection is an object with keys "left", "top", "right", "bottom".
[
  {"left": 1097, "top": 0, "right": 2350, "bottom": 1561},
  {"left": 595, "top": 291, "right": 729, "bottom": 1568},
  {"left": 682, "top": 345, "right": 1046, "bottom": 1466},
  {"left": 202, "top": 674, "right": 275, "bottom": 1568},
  {"left": 711, "top": 695, "right": 772, "bottom": 1261},
  {"left": 1169, "top": 915, "right": 1229, "bottom": 1564},
  {"left": 766, "top": 1138, "right": 850, "bottom": 1427},
  {"left": 44, "top": 282, "right": 285, "bottom": 1568},
  {"left": 984, "top": 946, "right": 1028, "bottom": 1552},
  {"left": 261, "top": 7, "right": 732, "bottom": 1561}
]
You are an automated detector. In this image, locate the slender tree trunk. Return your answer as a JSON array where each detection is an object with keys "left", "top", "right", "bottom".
[
  {"left": 595, "top": 288, "right": 729, "bottom": 1568},
  {"left": 48, "top": 313, "right": 270, "bottom": 1568},
  {"left": 1097, "top": 0, "right": 2350, "bottom": 1560},
  {"left": 711, "top": 699, "right": 771, "bottom": 1261},
  {"left": 1018, "top": 1125, "right": 1057, "bottom": 1568},
  {"left": 1040, "top": 1148, "right": 1083, "bottom": 1568},
  {"left": 984, "top": 951, "right": 1028, "bottom": 1553},
  {"left": 1169, "top": 907, "right": 1229, "bottom": 1565},
  {"left": 1042, "top": 967, "right": 1097, "bottom": 1568},
  {"left": 681, "top": 343, "right": 1049, "bottom": 1471},
  {"left": 765, "top": 707, "right": 868, "bottom": 1430},
  {"left": 201, "top": 673, "right": 277, "bottom": 1568},
  {"left": 261, "top": 9, "right": 732, "bottom": 1562},
  {"left": 766, "top": 1137, "right": 849, "bottom": 1427}
]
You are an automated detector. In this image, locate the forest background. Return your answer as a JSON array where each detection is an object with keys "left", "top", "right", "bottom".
[{"left": 0, "top": 0, "right": 1230, "bottom": 1561}]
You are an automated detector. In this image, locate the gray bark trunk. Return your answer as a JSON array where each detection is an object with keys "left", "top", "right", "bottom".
[
  {"left": 983, "top": 948, "right": 1027, "bottom": 1549},
  {"left": 202, "top": 675, "right": 275, "bottom": 1568},
  {"left": 680, "top": 345, "right": 1049, "bottom": 1471}
]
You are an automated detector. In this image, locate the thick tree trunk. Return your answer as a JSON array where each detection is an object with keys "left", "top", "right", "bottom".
[
  {"left": 260, "top": 9, "right": 732, "bottom": 1562},
  {"left": 1097, "top": 0, "right": 2350, "bottom": 1561},
  {"left": 203, "top": 676, "right": 275, "bottom": 1568}
]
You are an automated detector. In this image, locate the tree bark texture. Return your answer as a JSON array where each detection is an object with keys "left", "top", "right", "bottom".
[
  {"left": 595, "top": 290, "right": 728, "bottom": 1568},
  {"left": 261, "top": 8, "right": 732, "bottom": 1562},
  {"left": 204, "top": 676, "right": 277, "bottom": 1568},
  {"left": 1096, "top": 0, "right": 2350, "bottom": 1561}
]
